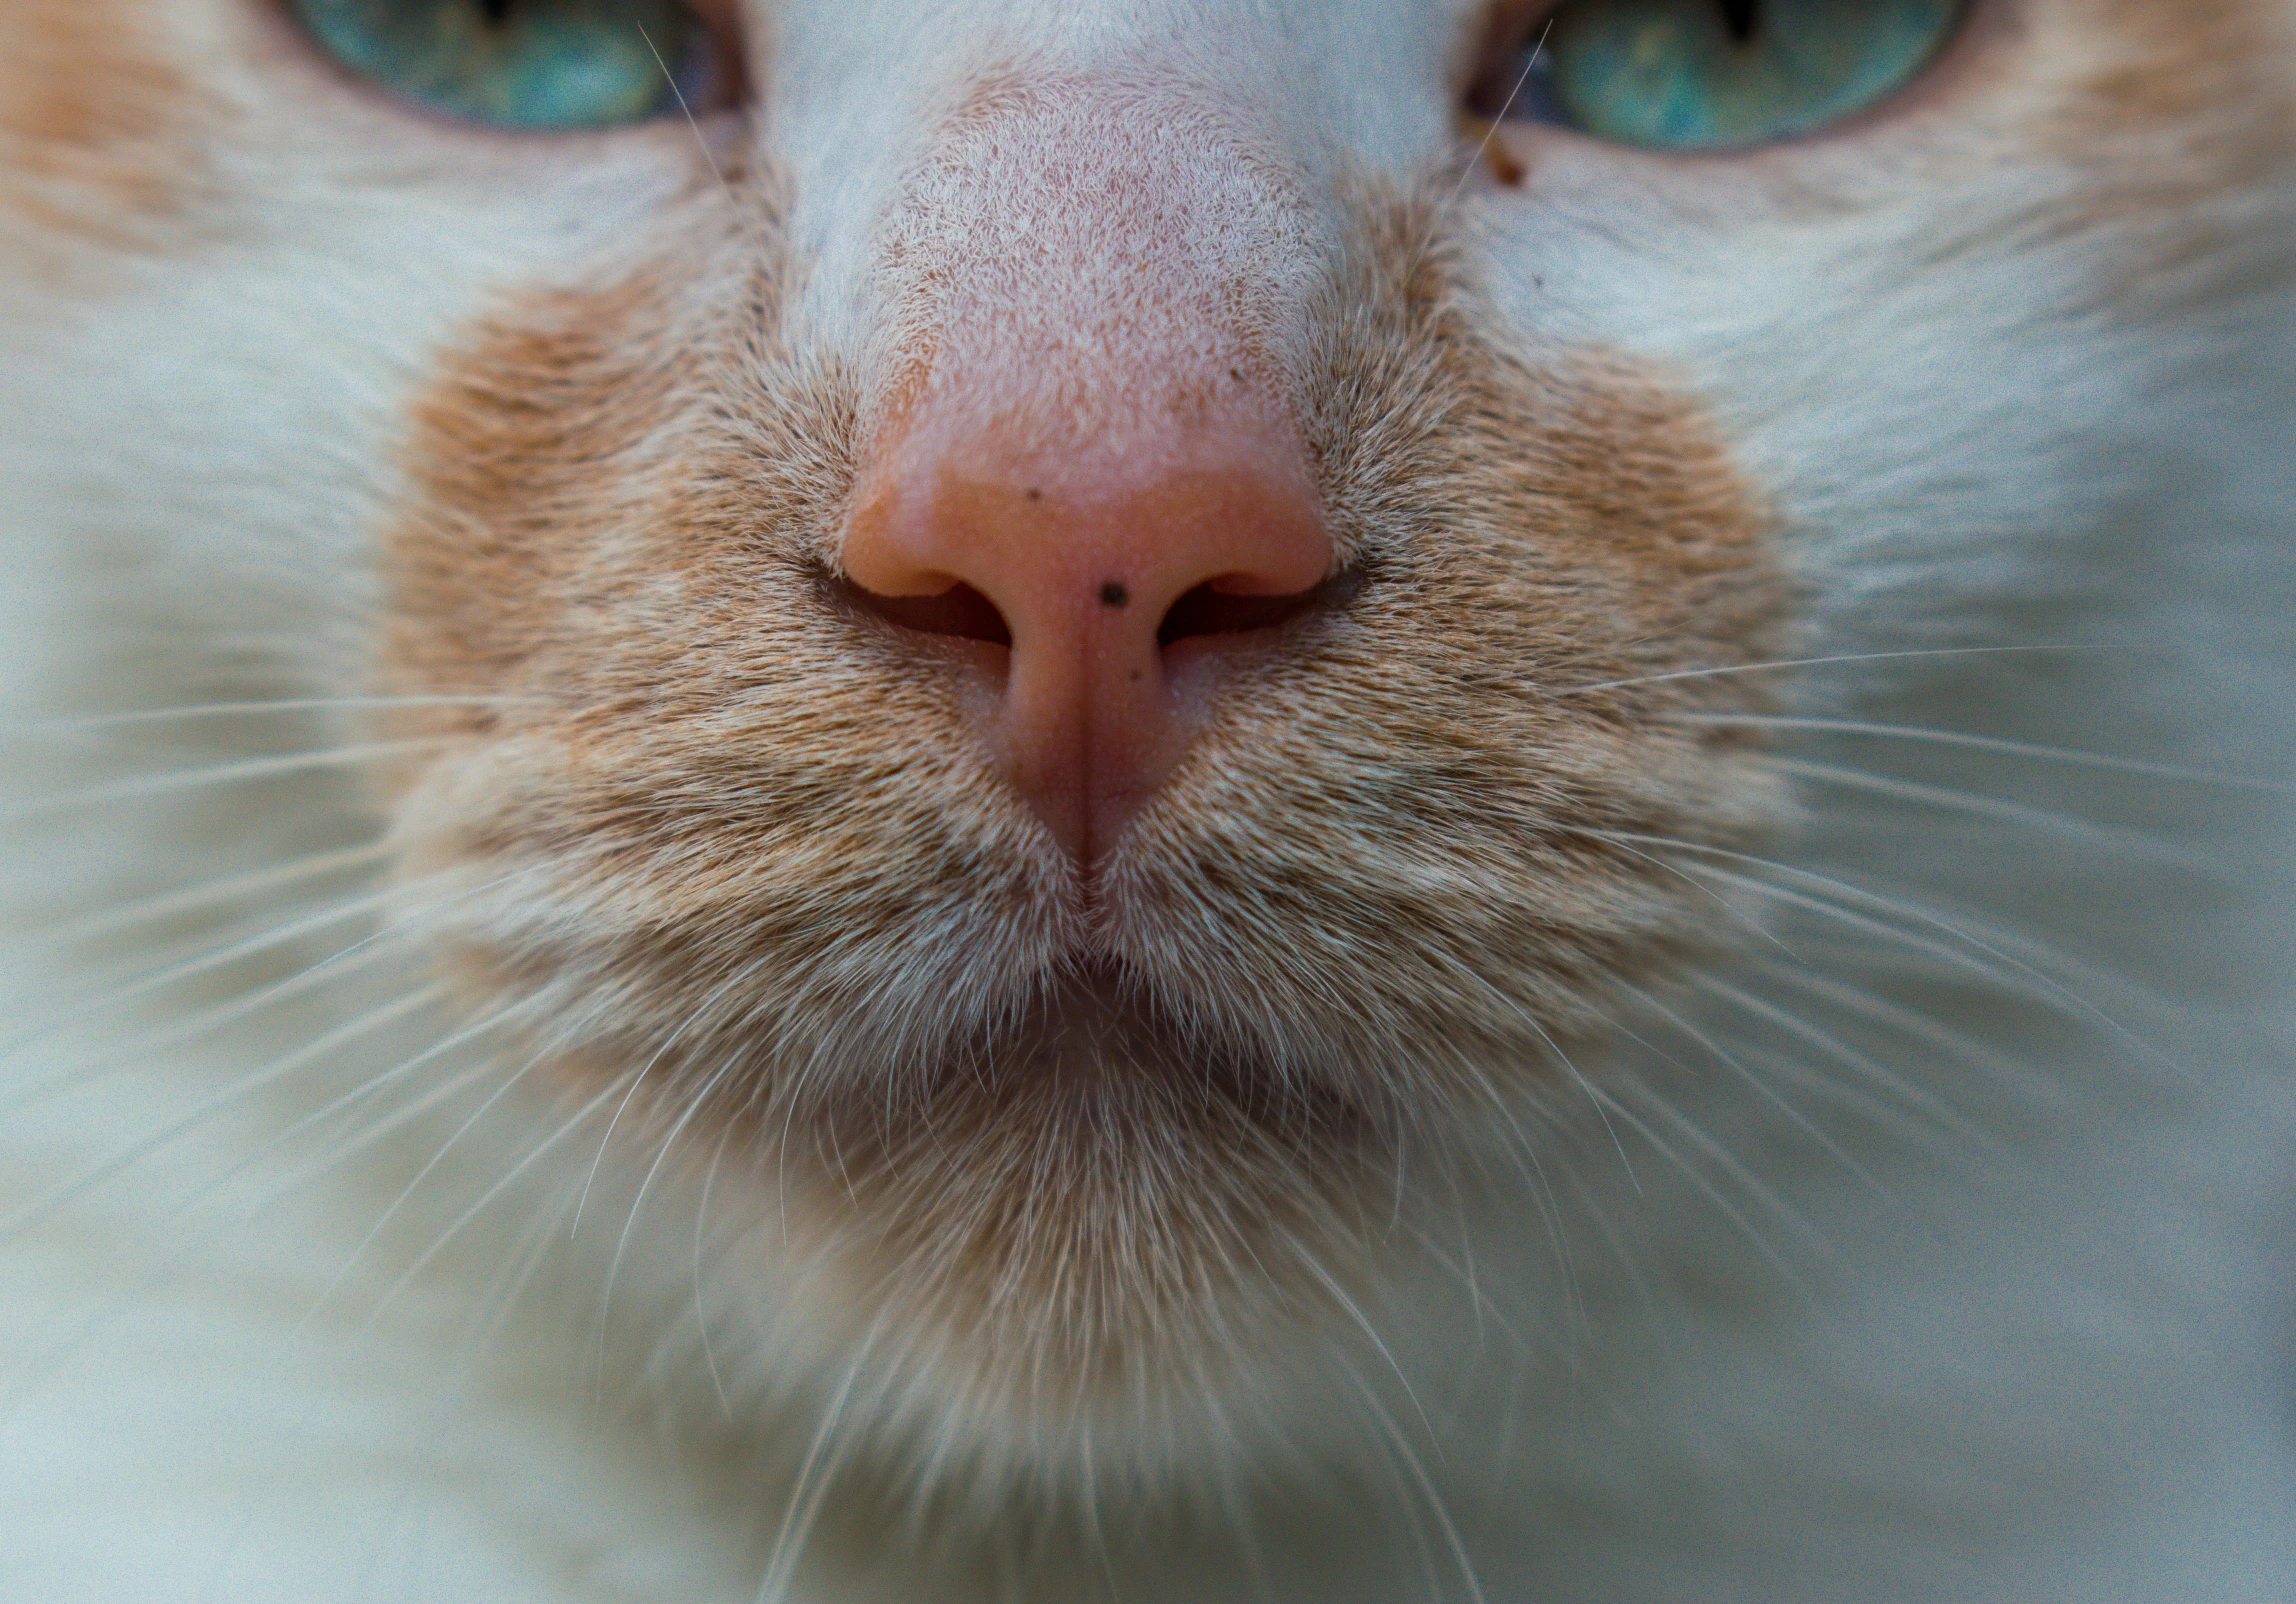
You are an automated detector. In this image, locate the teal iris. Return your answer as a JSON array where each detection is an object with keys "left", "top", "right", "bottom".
[
  {"left": 294, "top": 0, "right": 705, "bottom": 131},
  {"left": 1542, "top": 0, "right": 1961, "bottom": 150}
]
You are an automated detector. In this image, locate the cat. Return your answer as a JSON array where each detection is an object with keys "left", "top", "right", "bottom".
[{"left": 2, "top": 0, "right": 2293, "bottom": 1598}]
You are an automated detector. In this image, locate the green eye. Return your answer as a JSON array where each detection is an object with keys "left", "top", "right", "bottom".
[
  {"left": 1488, "top": 0, "right": 1963, "bottom": 150},
  {"left": 293, "top": 0, "right": 714, "bottom": 131}
]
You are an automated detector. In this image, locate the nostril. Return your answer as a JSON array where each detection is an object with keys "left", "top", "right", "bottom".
[
  {"left": 843, "top": 577, "right": 1013, "bottom": 648},
  {"left": 1157, "top": 570, "right": 1354, "bottom": 649}
]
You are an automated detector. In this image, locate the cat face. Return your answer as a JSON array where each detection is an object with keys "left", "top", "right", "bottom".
[{"left": 5, "top": 0, "right": 2289, "bottom": 1477}]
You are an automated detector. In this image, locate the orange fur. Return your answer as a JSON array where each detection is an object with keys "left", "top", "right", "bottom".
[
  {"left": 376, "top": 168, "right": 1790, "bottom": 1450},
  {"left": 0, "top": 1, "right": 221, "bottom": 246},
  {"left": 2039, "top": 1, "right": 2296, "bottom": 270}
]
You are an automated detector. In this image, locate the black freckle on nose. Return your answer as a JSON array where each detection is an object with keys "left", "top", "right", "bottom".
[
  {"left": 1025, "top": 487, "right": 1043, "bottom": 502},
  {"left": 1099, "top": 582, "right": 1129, "bottom": 609}
]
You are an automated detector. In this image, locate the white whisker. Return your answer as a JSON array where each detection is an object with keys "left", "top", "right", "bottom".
[
  {"left": 314, "top": 1020, "right": 603, "bottom": 1330},
  {"left": 597, "top": 1055, "right": 739, "bottom": 1364},
  {"left": 0, "top": 884, "right": 401, "bottom": 1069},
  {"left": 1618, "top": 980, "right": 1890, "bottom": 1201},
  {"left": 1559, "top": 644, "right": 2121, "bottom": 698},
  {"left": 1693, "top": 973, "right": 1978, "bottom": 1146},
  {"left": 755, "top": 1325, "right": 879, "bottom": 1604},
  {"left": 1590, "top": 832, "right": 2152, "bottom": 1051},
  {"left": 3, "top": 738, "right": 452, "bottom": 818},
  {"left": 1772, "top": 755, "right": 2224, "bottom": 870},
  {"left": 1676, "top": 713, "right": 2296, "bottom": 795},
  {"left": 569, "top": 960, "right": 760, "bottom": 1236},
  {"left": 636, "top": 20, "right": 740, "bottom": 208},
  {"left": 13, "top": 841, "right": 390, "bottom": 957},
  {"left": 692, "top": 1117, "right": 741, "bottom": 1422},
  {"left": 1440, "top": 16, "right": 1554, "bottom": 215},
  {"left": 1340, "top": 1360, "right": 1487, "bottom": 1604},
  {"left": 1, "top": 983, "right": 446, "bottom": 1242},
  {"left": 247, "top": 992, "right": 558, "bottom": 1205},
  {"left": 1, "top": 695, "right": 532, "bottom": 738}
]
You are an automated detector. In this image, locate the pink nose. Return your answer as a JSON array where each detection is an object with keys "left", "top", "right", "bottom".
[{"left": 841, "top": 401, "right": 1334, "bottom": 865}]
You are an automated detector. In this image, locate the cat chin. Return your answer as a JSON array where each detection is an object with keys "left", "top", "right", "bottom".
[{"left": 410, "top": 943, "right": 1442, "bottom": 1493}]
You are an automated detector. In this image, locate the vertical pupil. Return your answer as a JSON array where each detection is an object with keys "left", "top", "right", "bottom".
[{"left": 1719, "top": 0, "right": 1759, "bottom": 42}]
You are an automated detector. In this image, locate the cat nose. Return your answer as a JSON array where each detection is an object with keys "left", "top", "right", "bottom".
[{"left": 841, "top": 402, "right": 1333, "bottom": 865}]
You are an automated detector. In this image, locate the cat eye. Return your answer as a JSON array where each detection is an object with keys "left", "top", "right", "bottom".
[
  {"left": 290, "top": 0, "right": 724, "bottom": 131},
  {"left": 1471, "top": 0, "right": 1965, "bottom": 152}
]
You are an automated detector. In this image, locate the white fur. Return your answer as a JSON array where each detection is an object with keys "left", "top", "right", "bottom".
[{"left": 4, "top": 2, "right": 2294, "bottom": 1598}]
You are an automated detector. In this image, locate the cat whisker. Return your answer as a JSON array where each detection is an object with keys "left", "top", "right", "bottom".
[
  {"left": 1336, "top": 1353, "right": 1488, "bottom": 1604},
  {"left": 1500, "top": 1000, "right": 1642, "bottom": 1195},
  {"left": 0, "top": 889, "right": 408, "bottom": 1103},
  {"left": 1772, "top": 756, "right": 2225, "bottom": 870},
  {"left": 11, "top": 840, "right": 390, "bottom": 958},
  {"left": 360, "top": 1062, "right": 647, "bottom": 1330},
  {"left": 1598, "top": 833, "right": 1802, "bottom": 960},
  {"left": 1602, "top": 1073, "right": 1826, "bottom": 1292},
  {"left": 1450, "top": 1068, "right": 1580, "bottom": 1312},
  {"left": 1402, "top": 1222, "right": 1539, "bottom": 1363},
  {"left": 1690, "top": 973, "right": 1980, "bottom": 1148},
  {"left": 0, "top": 983, "right": 447, "bottom": 1244},
  {"left": 449, "top": 1188, "right": 586, "bottom": 1389},
  {"left": 569, "top": 958, "right": 768, "bottom": 1236},
  {"left": 1341, "top": 1363, "right": 1454, "bottom": 1604},
  {"left": 635, "top": 20, "right": 740, "bottom": 209},
  {"left": 0, "top": 694, "right": 534, "bottom": 739},
  {"left": 1767, "top": 964, "right": 2053, "bottom": 1106},
  {"left": 259, "top": 1047, "right": 515, "bottom": 1208},
  {"left": 332, "top": 1198, "right": 582, "bottom": 1591},
  {"left": 1591, "top": 831, "right": 2153, "bottom": 1054},
  {"left": 2, "top": 856, "right": 560, "bottom": 1090},
  {"left": 1674, "top": 713, "right": 2296, "bottom": 795},
  {"left": 247, "top": 990, "right": 562, "bottom": 1205},
  {"left": 1547, "top": 1151, "right": 1673, "bottom": 1339},
  {"left": 597, "top": 1053, "right": 742, "bottom": 1373},
  {"left": 692, "top": 1116, "right": 742, "bottom": 1421},
  {"left": 1558, "top": 643, "right": 2125, "bottom": 697},
  {"left": 1293, "top": 1222, "right": 1442, "bottom": 1453},
  {"left": 1438, "top": 15, "right": 1555, "bottom": 218},
  {"left": 1, "top": 737, "right": 451, "bottom": 819},
  {"left": 1617, "top": 979, "right": 1893, "bottom": 1205},
  {"left": 756, "top": 1323, "right": 879, "bottom": 1604},
  {"left": 1682, "top": 864, "right": 2106, "bottom": 1031}
]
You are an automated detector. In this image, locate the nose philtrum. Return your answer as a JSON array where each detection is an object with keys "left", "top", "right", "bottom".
[{"left": 841, "top": 406, "right": 1333, "bottom": 866}]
